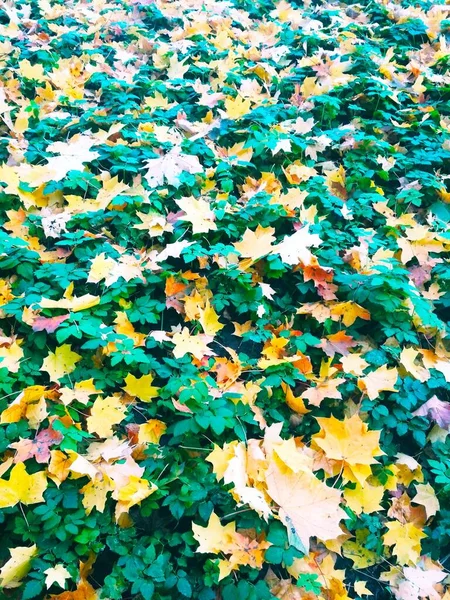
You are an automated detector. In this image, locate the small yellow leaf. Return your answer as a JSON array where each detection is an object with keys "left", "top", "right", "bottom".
[{"left": 122, "top": 373, "right": 159, "bottom": 402}]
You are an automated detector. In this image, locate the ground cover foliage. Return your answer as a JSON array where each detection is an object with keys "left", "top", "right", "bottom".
[{"left": 0, "top": 0, "right": 450, "bottom": 597}]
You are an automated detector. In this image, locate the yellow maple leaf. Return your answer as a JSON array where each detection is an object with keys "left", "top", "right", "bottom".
[
  {"left": 330, "top": 301, "right": 370, "bottom": 327},
  {"left": 265, "top": 463, "right": 346, "bottom": 553},
  {"left": 312, "top": 414, "right": 384, "bottom": 484},
  {"left": 176, "top": 196, "right": 217, "bottom": 235},
  {"left": 413, "top": 483, "right": 439, "bottom": 519},
  {"left": 223, "top": 95, "right": 252, "bottom": 119},
  {"left": 399, "top": 347, "right": 430, "bottom": 382},
  {"left": 198, "top": 301, "right": 224, "bottom": 336},
  {"left": 358, "top": 365, "right": 399, "bottom": 400},
  {"left": 344, "top": 483, "right": 385, "bottom": 515},
  {"left": 171, "top": 327, "right": 213, "bottom": 360},
  {"left": 113, "top": 476, "right": 157, "bottom": 520},
  {"left": 0, "top": 341, "right": 24, "bottom": 373},
  {"left": 122, "top": 373, "right": 159, "bottom": 402},
  {"left": 40, "top": 344, "right": 81, "bottom": 382},
  {"left": 192, "top": 512, "right": 237, "bottom": 554},
  {"left": 19, "top": 59, "right": 45, "bottom": 80},
  {"left": 233, "top": 225, "right": 276, "bottom": 261},
  {"left": 87, "top": 253, "right": 117, "bottom": 284},
  {"left": 340, "top": 353, "right": 369, "bottom": 376},
  {"left": 87, "top": 396, "right": 127, "bottom": 438},
  {"left": 0, "top": 545, "right": 37, "bottom": 589},
  {"left": 383, "top": 521, "right": 426, "bottom": 565},
  {"left": 0, "top": 463, "right": 47, "bottom": 508},
  {"left": 80, "top": 475, "right": 114, "bottom": 515}
]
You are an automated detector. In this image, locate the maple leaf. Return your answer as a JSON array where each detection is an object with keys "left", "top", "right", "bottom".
[
  {"left": 330, "top": 301, "right": 371, "bottom": 326},
  {"left": 0, "top": 463, "right": 47, "bottom": 508},
  {"left": 0, "top": 341, "right": 24, "bottom": 373},
  {"left": 171, "top": 327, "right": 214, "bottom": 360},
  {"left": 138, "top": 420, "right": 167, "bottom": 445},
  {"left": 122, "top": 373, "right": 159, "bottom": 402},
  {"left": 312, "top": 414, "right": 384, "bottom": 484},
  {"left": 198, "top": 301, "right": 224, "bottom": 336},
  {"left": 10, "top": 425, "right": 63, "bottom": 464},
  {"left": 413, "top": 483, "right": 439, "bottom": 519},
  {"left": 358, "top": 365, "right": 399, "bottom": 400},
  {"left": 87, "top": 396, "right": 127, "bottom": 438},
  {"left": 31, "top": 314, "right": 70, "bottom": 333},
  {"left": 383, "top": 521, "right": 426, "bottom": 565},
  {"left": 344, "top": 483, "right": 385, "bottom": 515},
  {"left": 192, "top": 512, "right": 237, "bottom": 554},
  {"left": 301, "top": 377, "right": 345, "bottom": 407},
  {"left": 40, "top": 344, "right": 81, "bottom": 382},
  {"left": 0, "top": 545, "right": 37, "bottom": 589},
  {"left": 44, "top": 565, "right": 71, "bottom": 590},
  {"left": 265, "top": 463, "right": 346, "bottom": 553},
  {"left": 320, "top": 331, "right": 357, "bottom": 358},
  {"left": 233, "top": 225, "right": 276, "bottom": 261},
  {"left": 175, "top": 196, "right": 217, "bottom": 234},
  {"left": 223, "top": 95, "right": 252, "bottom": 119},
  {"left": 275, "top": 226, "right": 322, "bottom": 266},
  {"left": 145, "top": 148, "right": 202, "bottom": 188}
]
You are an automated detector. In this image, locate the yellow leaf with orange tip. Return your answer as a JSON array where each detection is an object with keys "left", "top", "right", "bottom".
[
  {"left": 198, "top": 300, "right": 224, "bottom": 336},
  {"left": 0, "top": 463, "right": 47, "bottom": 508},
  {"left": 312, "top": 414, "right": 384, "bottom": 485},
  {"left": 114, "top": 312, "right": 146, "bottom": 347},
  {"left": 358, "top": 365, "right": 398, "bottom": 400},
  {"left": 138, "top": 420, "right": 167, "bottom": 445},
  {"left": 0, "top": 545, "right": 37, "bottom": 589},
  {"left": 122, "top": 373, "right": 159, "bottom": 402},
  {"left": 87, "top": 396, "right": 127, "bottom": 438},
  {"left": 40, "top": 344, "right": 81, "bottom": 382},
  {"left": 232, "top": 320, "right": 253, "bottom": 336},
  {"left": 383, "top": 521, "right": 426, "bottom": 565},
  {"left": 48, "top": 450, "right": 75, "bottom": 485}
]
